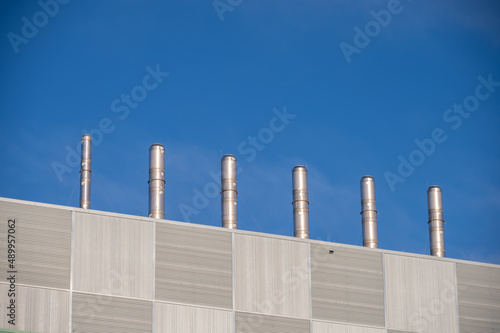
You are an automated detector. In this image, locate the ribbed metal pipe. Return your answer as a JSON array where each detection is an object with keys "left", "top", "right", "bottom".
[
  {"left": 428, "top": 185, "right": 445, "bottom": 257},
  {"left": 360, "top": 176, "right": 378, "bottom": 248},
  {"left": 292, "top": 166, "right": 309, "bottom": 239},
  {"left": 149, "top": 144, "right": 165, "bottom": 219},
  {"left": 79, "top": 135, "right": 92, "bottom": 209},
  {"left": 221, "top": 154, "right": 237, "bottom": 229}
]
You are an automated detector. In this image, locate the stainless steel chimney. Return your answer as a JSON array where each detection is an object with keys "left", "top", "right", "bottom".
[
  {"left": 360, "top": 176, "right": 378, "bottom": 248},
  {"left": 428, "top": 186, "right": 445, "bottom": 257},
  {"left": 292, "top": 166, "right": 309, "bottom": 239},
  {"left": 221, "top": 154, "right": 237, "bottom": 229},
  {"left": 149, "top": 144, "right": 165, "bottom": 219},
  {"left": 79, "top": 135, "right": 92, "bottom": 209}
]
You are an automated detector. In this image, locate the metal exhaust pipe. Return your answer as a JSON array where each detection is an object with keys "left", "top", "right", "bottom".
[
  {"left": 221, "top": 154, "right": 237, "bottom": 229},
  {"left": 360, "top": 176, "right": 378, "bottom": 248},
  {"left": 149, "top": 144, "right": 165, "bottom": 219},
  {"left": 292, "top": 166, "right": 309, "bottom": 239},
  {"left": 428, "top": 185, "right": 445, "bottom": 257},
  {"left": 79, "top": 135, "right": 92, "bottom": 209}
]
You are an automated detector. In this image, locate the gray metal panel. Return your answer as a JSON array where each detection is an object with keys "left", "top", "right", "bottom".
[
  {"left": 310, "top": 244, "right": 385, "bottom": 327},
  {"left": 72, "top": 212, "right": 154, "bottom": 299},
  {"left": 385, "top": 254, "right": 458, "bottom": 333},
  {"left": 456, "top": 263, "right": 500, "bottom": 332},
  {"left": 155, "top": 223, "right": 233, "bottom": 309},
  {"left": 234, "top": 234, "right": 310, "bottom": 318},
  {"left": 154, "top": 302, "right": 234, "bottom": 333},
  {"left": 0, "top": 283, "right": 70, "bottom": 333},
  {"left": 72, "top": 292, "right": 152, "bottom": 333},
  {"left": 0, "top": 201, "right": 72, "bottom": 289},
  {"left": 312, "top": 321, "right": 386, "bottom": 333},
  {"left": 236, "top": 311, "right": 310, "bottom": 333}
]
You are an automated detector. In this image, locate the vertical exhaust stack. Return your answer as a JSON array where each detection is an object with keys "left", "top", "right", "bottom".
[
  {"left": 360, "top": 176, "right": 378, "bottom": 248},
  {"left": 79, "top": 135, "right": 92, "bottom": 209},
  {"left": 221, "top": 154, "right": 237, "bottom": 229},
  {"left": 292, "top": 166, "right": 309, "bottom": 239},
  {"left": 149, "top": 144, "right": 165, "bottom": 219},
  {"left": 428, "top": 186, "right": 445, "bottom": 257}
]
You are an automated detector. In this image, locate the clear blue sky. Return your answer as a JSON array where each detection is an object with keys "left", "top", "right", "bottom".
[{"left": 1, "top": 0, "right": 499, "bottom": 264}]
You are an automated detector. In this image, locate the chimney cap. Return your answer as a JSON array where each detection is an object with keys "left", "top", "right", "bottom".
[
  {"left": 428, "top": 185, "right": 442, "bottom": 192},
  {"left": 293, "top": 165, "right": 307, "bottom": 171},
  {"left": 361, "top": 175, "right": 375, "bottom": 182}
]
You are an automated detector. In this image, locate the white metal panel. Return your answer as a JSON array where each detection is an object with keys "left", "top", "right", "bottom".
[
  {"left": 72, "top": 212, "right": 154, "bottom": 299},
  {"left": 311, "top": 244, "right": 385, "bottom": 327},
  {"left": 0, "top": 201, "right": 72, "bottom": 289},
  {"left": 234, "top": 234, "right": 310, "bottom": 318},
  {"left": 456, "top": 263, "right": 500, "bottom": 332},
  {"left": 72, "top": 292, "right": 152, "bottom": 333},
  {"left": 155, "top": 223, "right": 233, "bottom": 309},
  {"left": 312, "top": 321, "right": 386, "bottom": 333},
  {"left": 385, "top": 254, "right": 459, "bottom": 333},
  {"left": 236, "top": 311, "right": 310, "bottom": 333},
  {"left": 154, "top": 302, "right": 233, "bottom": 333},
  {"left": 0, "top": 283, "right": 70, "bottom": 333}
]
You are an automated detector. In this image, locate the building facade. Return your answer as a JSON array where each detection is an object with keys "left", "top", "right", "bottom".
[{"left": 0, "top": 197, "right": 499, "bottom": 333}]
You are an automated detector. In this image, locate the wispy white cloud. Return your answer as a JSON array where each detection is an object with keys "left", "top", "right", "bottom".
[
  {"left": 457, "top": 247, "right": 500, "bottom": 265},
  {"left": 397, "top": 0, "right": 500, "bottom": 45}
]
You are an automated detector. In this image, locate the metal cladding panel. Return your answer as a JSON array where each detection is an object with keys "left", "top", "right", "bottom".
[
  {"left": 235, "top": 311, "right": 310, "bottom": 333},
  {"left": 72, "top": 212, "right": 154, "bottom": 299},
  {"left": 312, "top": 321, "right": 386, "bottom": 333},
  {"left": 0, "top": 201, "right": 71, "bottom": 289},
  {"left": 0, "top": 284, "right": 70, "bottom": 333},
  {"left": 310, "top": 244, "right": 385, "bottom": 327},
  {"left": 72, "top": 292, "right": 152, "bottom": 333},
  {"left": 154, "top": 302, "right": 233, "bottom": 333},
  {"left": 385, "top": 254, "right": 458, "bottom": 333},
  {"left": 234, "top": 234, "right": 310, "bottom": 318},
  {"left": 155, "top": 223, "right": 233, "bottom": 309},
  {"left": 456, "top": 263, "right": 500, "bottom": 332}
]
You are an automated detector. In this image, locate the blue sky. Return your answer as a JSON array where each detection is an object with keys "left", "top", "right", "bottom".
[{"left": 1, "top": 0, "right": 499, "bottom": 264}]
